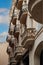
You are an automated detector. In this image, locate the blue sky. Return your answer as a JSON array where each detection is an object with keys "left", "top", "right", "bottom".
[
  {"left": 0, "top": 0, "right": 12, "bottom": 8},
  {"left": 0, "top": 0, "right": 12, "bottom": 42}
]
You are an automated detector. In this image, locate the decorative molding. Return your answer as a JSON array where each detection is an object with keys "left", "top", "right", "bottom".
[{"left": 35, "top": 27, "right": 43, "bottom": 39}]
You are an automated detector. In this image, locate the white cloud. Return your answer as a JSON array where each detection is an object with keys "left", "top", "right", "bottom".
[
  {"left": 0, "top": 15, "right": 9, "bottom": 24},
  {"left": 0, "top": 8, "right": 10, "bottom": 42},
  {"left": 0, "top": 32, "right": 8, "bottom": 42},
  {"left": 0, "top": 8, "right": 10, "bottom": 24},
  {"left": 0, "top": 32, "right": 8, "bottom": 38},
  {"left": 0, "top": 8, "right": 9, "bottom": 15},
  {"left": 0, "top": 8, "right": 8, "bottom": 13}
]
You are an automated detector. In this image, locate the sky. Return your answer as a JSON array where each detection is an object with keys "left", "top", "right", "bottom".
[{"left": 0, "top": 0, "right": 12, "bottom": 42}]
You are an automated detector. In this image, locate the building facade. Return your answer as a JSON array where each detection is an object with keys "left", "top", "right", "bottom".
[
  {"left": 0, "top": 42, "right": 8, "bottom": 65},
  {"left": 6, "top": 0, "right": 43, "bottom": 65}
]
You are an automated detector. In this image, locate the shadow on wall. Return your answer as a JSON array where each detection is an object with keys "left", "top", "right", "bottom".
[
  {"left": 34, "top": 41, "right": 43, "bottom": 65},
  {"left": 0, "top": 42, "right": 8, "bottom": 65}
]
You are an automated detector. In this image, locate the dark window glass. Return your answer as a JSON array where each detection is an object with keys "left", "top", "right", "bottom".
[{"left": 40, "top": 50, "right": 43, "bottom": 65}]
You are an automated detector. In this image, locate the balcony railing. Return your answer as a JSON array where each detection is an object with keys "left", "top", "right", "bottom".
[
  {"left": 8, "top": 27, "right": 14, "bottom": 35},
  {"left": 9, "top": 36, "right": 17, "bottom": 48},
  {"left": 9, "top": 51, "right": 14, "bottom": 58},
  {"left": 10, "top": 23, "right": 15, "bottom": 32},
  {"left": 10, "top": 57, "right": 17, "bottom": 64},
  {"left": 6, "top": 34, "right": 11, "bottom": 43},
  {"left": 14, "top": 24, "right": 20, "bottom": 38},
  {"left": 14, "top": 8, "right": 20, "bottom": 17},
  {"left": 14, "top": 45, "right": 24, "bottom": 60},
  {"left": 22, "top": 4, "right": 28, "bottom": 11},
  {"left": 21, "top": 28, "right": 36, "bottom": 49},
  {"left": 7, "top": 46, "right": 12, "bottom": 55}
]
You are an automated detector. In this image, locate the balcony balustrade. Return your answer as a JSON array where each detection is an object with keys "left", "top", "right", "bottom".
[
  {"left": 9, "top": 51, "right": 14, "bottom": 58},
  {"left": 21, "top": 28, "right": 36, "bottom": 50},
  {"left": 9, "top": 36, "right": 17, "bottom": 48},
  {"left": 7, "top": 46, "right": 15, "bottom": 58},
  {"left": 10, "top": 62, "right": 16, "bottom": 65},
  {"left": 22, "top": 1, "right": 28, "bottom": 11},
  {"left": 14, "top": 45, "right": 24, "bottom": 60},
  {"left": 10, "top": 57, "right": 17, "bottom": 65},
  {"left": 14, "top": 24, "right": 20, "bottom": 38},
  {"left": 7, "top": 46, "right": 12, "bottom": 55},
  {"left": 12, "top": 8, "right": 20, "bottom": 25},
  {"left": 10, "top": 23, "right": 15, "bottom": 32},
  {"left": 6, "top": 34, "right": 11, "bottom": 43},
  {"left": 8, "top": 27, "right": 14, "bottom": 35}
]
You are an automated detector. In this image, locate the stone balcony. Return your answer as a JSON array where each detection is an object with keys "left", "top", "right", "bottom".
[
  {"left": 6, "top": 34, "right": 11, "bottom": 43},
  {"left": 9, "top": 36, "right": 17, "bottom": 48},
  {"left": 10, "top": 57, "right": 17, "bottom": 65},
  {"left": 14, "top": 24, "right": 20, "bottom": 38},
  {"left": 10, "top": 63, "right": 16, "bottom": 65},
  {"left": 8, "top": 24, "right": 15, "bottom": 35},
  {"left": 21, "top": 28, "right": 36, "bottom": 50},
  {"left": 14, "top": 45, "right": 25, "bottom": 60},
  {"left": 7, "top": 46, "right": 13, "bottom": 55},
  {"left": 7, "top": 46, "right": 15, "bottom": 58}
]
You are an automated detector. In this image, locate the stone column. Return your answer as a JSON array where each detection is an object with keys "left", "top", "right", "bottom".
[
  {"left": 29, "top": 50, "right": 34, "bottom": 65},
  {"left": 26, "top": 13, "right": 33, "bottom": 28}
]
